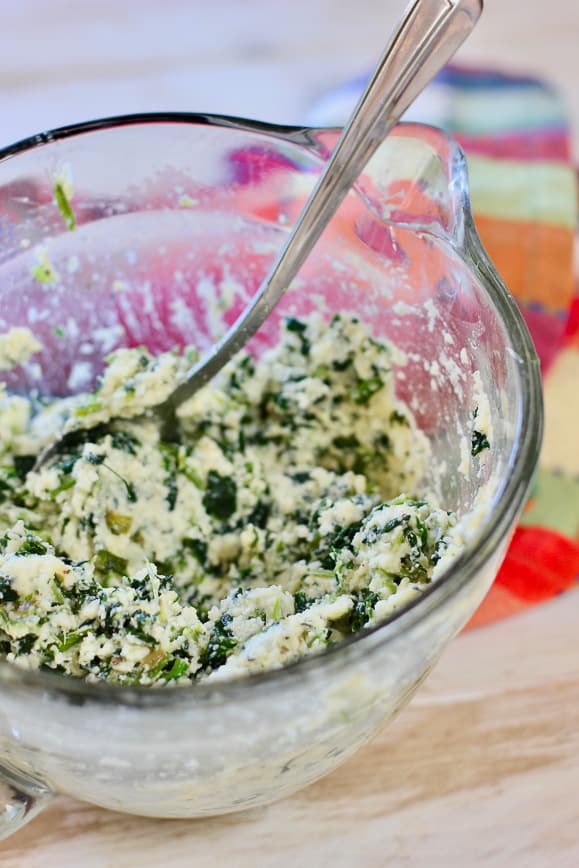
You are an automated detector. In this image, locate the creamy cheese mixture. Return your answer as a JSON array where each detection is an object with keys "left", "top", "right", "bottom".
[
  {"left": 0, "top": 315, "right": 476, "bottom": 686},
  {"left": 0, "top": 327, "right": 42, "bottom": 372}
]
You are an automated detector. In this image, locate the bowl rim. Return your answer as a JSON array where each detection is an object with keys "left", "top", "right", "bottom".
[{"left": 0, "top": 112, "right": 543, "bottom": 708}]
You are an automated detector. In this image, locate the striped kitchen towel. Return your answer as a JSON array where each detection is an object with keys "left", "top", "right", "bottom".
[{"left": 310, "top": 64, "right": 579, "bottom": 626}]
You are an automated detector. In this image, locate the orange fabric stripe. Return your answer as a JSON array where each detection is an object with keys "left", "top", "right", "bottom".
[{"left": 473, "top": 215, "right": 574, "bottom": 311}]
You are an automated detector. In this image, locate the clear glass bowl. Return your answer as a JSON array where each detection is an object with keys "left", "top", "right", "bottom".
[{"left": 0, "top": 115, "right": 542, "bottom": 838}]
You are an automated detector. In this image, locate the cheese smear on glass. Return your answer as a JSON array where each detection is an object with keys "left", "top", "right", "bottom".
[{"left": 0, "top": 314, "right": 480, "bottom": 686}]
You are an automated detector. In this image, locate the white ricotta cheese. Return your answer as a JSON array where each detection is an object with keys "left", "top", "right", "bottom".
[{"left": 0, "top": 314, "right": 472, "bottom": 686}]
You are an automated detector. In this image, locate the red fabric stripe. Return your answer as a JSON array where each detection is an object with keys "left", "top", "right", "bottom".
[
  {"left": 564, "top": 291, "right": 579, "bottom": 344},
  {"left": 454, "top": 130, "right": 571, "bottom": 163},
  {"left": 466, "top": 526, "right": 579, "bottom": 629}
]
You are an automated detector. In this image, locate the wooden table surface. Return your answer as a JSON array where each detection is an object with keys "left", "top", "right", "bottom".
[{"left": 1, "top": 1, "right": 578, "bottom": 865}]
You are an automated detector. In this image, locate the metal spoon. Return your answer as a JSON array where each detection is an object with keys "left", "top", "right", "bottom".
[{"left": 36, "top": 0, "right": 482, "bottom": 468}]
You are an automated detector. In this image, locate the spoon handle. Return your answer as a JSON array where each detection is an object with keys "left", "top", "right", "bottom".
[{"left": 166, "top": 0, "right": 484, "bottom": 412}]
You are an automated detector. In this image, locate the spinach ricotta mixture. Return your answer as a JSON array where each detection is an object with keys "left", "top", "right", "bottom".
[{"left": 0, "top": 315, "right": 461, "bottom": 686}]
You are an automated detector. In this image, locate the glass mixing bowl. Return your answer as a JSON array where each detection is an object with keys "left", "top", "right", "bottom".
[{"left": 0, "top": 115, "right": 542, "bottom": 838}]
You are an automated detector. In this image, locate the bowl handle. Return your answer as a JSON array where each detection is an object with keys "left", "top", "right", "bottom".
[{"left": 0, "top": 763, "right": 54, "bottom": 840}]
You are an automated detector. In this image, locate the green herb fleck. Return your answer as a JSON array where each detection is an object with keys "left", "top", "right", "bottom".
[
  {"left": 75, "top": 401, "right": 103, "bottom": 417},
  {"left": 164, "top": 657, "right": 189, "bottom": 681},
  {"left": 105, "top": 510, "right": 133, "bottom": 535},
  {"left": 31, "top": 247, "right": 59, "bottom": 285},
  {"left": 272, "top": 596, "right": 282, "bottom": 621},
  {"left": 52, "top": 476, "right": 76, "bottom": 496},
  {"left": 95, "top": 549, "right": 128, "bottom": 576},
  {"left": 98, "top": 460, "right": 137, "bottom": 503},
  {"left": 54, "top": 180, "right": 76, "bottom": 231},
  {"left": 57, "top": 630, "right": 85, "bottom": 652}
]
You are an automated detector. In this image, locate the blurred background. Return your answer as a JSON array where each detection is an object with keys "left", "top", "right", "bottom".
[{"left": 2, "top": 0, "right": 578, "bottom": 152}]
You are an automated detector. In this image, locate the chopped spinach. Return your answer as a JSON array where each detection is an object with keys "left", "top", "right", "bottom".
[
  {"left": 183, "top": 537, "right": 208, "bottom": 565},
  {"left": 318, "top": 520, "right": 362, "bottom": 570},
  {"left": 248, "top": 500, "right": 270, "bottom": 529},
  {"left": 293, "top": 591, "right": 310, "bottom": 613},
  {"left": 350, "top": 590, "right": 379, "bottom": 632},
  {"left": 16, "top": 634, "right": 37, "bottom": 655},
  {"left": 202, "top": 470, "right": 237, "bottom": 520},
  {"left": 0, "top": 477, "right": 14, "bottom": 503},
  {"left": 164, "top": 657, "right": 189, "bottom": 681},
  {"left": 17, "top": 537, "right": 48, "bottom": 556},
  {"left": 332, "top": 355, "right": 353, "bottom": 371},
  {"left": 110, "top": 430, "right": 141, "bottom": 455},
  {"left": 350, "top": 376, "right": 384, "bottom": 405},
  {"left": 0, "top": 577, "right": 18, "bottom": 603},
  {"left": 471, "top": 430, "right": 490, "bottom": 456},
  {"left": 332, "top": 434, "right": 360, "bottom": 450},
  {"left": 290, "top": 471, "right": 311, "bottom": 484},
  {"left": 166, "top": 477, "right": 178, "bottom": 511},
  {"left": 389, "top": 410, "right": 409, "bottom": 426},
  {"left": 12, "top": 455, "right": 35, "bottom": 480},
  {"left": 285, "top": 317, "right": 310, "bottom": 355},
  {"left": 0, "top": 312, "right": 460, "bottom": 686},
  {"left": 375, "top": 432, "right": 391, "bottom": 450},
  {"left": 56, "top": 630, "right": 85, "bottom": 653},
  {"left": 202, "top": 614, "right": 237, "bottom": 669}
]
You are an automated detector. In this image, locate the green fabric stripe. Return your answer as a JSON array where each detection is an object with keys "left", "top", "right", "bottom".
[
  {"left": 467, "top": 156, "right": 577, "bottom": 228},
  {"left": 519, "top": 469, "right": 579, "bottom": 538},
  {"left": 446, "top": 88, "right": 567, "bottom": 135}
]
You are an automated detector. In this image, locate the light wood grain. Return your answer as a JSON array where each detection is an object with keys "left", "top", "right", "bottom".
[
  {"left": 2, "top": 588, "right": 579, "bottom": 868},
  {"left": 1, "top": 1, "right": 578, "bottom": 864}
]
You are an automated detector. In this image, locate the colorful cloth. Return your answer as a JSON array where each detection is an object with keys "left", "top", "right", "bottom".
[{"left": 310, "top": 64, "right": 579, "bottom": 626}]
